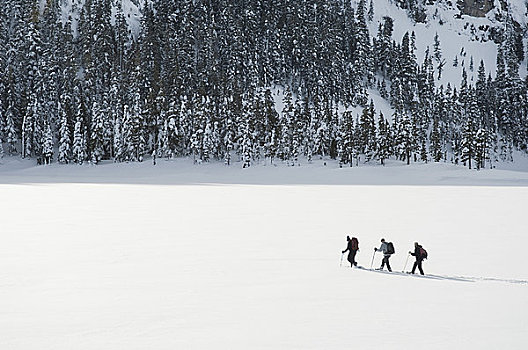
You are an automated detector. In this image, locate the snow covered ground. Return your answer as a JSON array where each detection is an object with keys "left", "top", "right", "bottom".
[{"left": 0, "top": 158, "right": 527, "bottom": 349}]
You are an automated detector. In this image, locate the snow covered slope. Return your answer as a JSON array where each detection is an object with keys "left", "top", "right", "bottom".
[
  {"left": 369, "top": 0, "right": 527, "bottom": 86},
  {"left": 1, "top": 155, "right": 528, "bottom": 185},
  {"left": 59, "top": 0, "right": 526, "bottom": 85},
  {"left": 0, "top": 165, "right": 526, "bottom": 349}
]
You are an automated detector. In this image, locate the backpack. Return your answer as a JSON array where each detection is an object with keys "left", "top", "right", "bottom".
[
  {"left": 351, "top": 237, "right": 359, "bottom": 250},
  {"left": 386, "top": 242, "right": 395, "bottom": 255},
  {"left": 420, "top": 247, "right": 428, "bottom": 259}
]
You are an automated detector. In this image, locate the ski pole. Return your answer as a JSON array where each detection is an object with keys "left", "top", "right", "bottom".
[
  {"left": 402, "top": 253, "right": 410, "bottom": 273},
  {"left": 340, "top": 253, "right": 344, "bottom": 267},
  {"left": 370, "top": 250, "right": 376, "bottom": 269}
]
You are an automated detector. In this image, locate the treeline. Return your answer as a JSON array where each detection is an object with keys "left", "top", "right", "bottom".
[{"left": 0, "top": 0, "right": 526, "bottom": 169}]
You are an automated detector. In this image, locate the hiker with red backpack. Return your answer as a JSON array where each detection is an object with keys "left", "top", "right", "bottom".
[
  {"left": 342, "top": 236, "right": 359, "bottom": 267},
  {"left": 409, "top": 242, "right": 427, "bottom": 275},
  {"left": 374, "top": 238, "right": 394, "bottom": 272}
]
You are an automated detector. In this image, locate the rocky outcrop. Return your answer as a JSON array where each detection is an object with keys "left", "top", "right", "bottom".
[{"left": 457, "top": 0, "right": 495, "bottom": 17}]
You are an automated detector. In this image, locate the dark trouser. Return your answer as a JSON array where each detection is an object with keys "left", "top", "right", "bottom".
[
  {"left": 381, "top": 256, "right": 392, "bottom": 272},
  {"left": 348, "top": 250, "right": 357, "bottom": 267},
  {"left": 412, "top": 259, "right": 424, "bottom": 275}
]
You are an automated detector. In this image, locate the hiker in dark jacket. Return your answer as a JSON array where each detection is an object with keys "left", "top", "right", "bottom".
[
  {"left": 409, "top": 242, "right": 425, "bottom": 275},
  {"left": 342, "top": 236, "right": 359, "bottom": 267},
  {"left": 374, "top": 238, "right": 392, "bottom": 272}
]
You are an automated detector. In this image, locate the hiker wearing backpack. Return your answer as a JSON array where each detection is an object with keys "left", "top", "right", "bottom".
[
  {"left": 342, "top": 236, "right": 359, "bottom": 267},
  {"left": 409, "top": 242, "right": 427, "bottom": 275},
  {"left": 374, "top": 238, "right": 393, "bottom": 272}
]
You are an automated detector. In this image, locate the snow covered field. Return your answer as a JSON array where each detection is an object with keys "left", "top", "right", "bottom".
[{"left": 1, "top": 159, "right": 527, "bottom": 349}]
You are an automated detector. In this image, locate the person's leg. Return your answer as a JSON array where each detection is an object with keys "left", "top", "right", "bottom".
[
  {"left": 351, "top": 250, "right": 357, "bottom": 267},
  {"left": 381, "top": 256, "right": 390, "bottom": 270},
  {"left": 411, "top": 261, "right": 418, "bottom": 274},
  {"left": 418, "top": 260, "right": 424, "bottom": 275},
  {"left": 386, "top": 256, "right": 392, "bottom": 272}
]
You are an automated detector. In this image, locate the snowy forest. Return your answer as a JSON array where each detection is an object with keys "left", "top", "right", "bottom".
[{"left": 0, "top": 0, "right": 527, "bottom": 169}]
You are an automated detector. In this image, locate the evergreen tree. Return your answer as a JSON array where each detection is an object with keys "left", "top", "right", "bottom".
[
  {"left": 368, "top": 0, "right": 374, "bottom": 22},
  {"left": 430, "top": 117, "right": 443, "bottom": 162},
  {"left": 393, "top": 112, "right": 415, "bottom": 165},
  {"left": 73, "top": 116, "right": 86, "bottom": 165},
  {"left": 58, "top": 99, "right": 72, "bottom": 164},
  {"left": 461, "top": 117, "right": 476, "bottom": 169},
  {"left": 376, "top": 112, "right": 391, "bottom": 165},
  {"left": 22, "top": 94, "right": 36, "bottom": 158},
  {"left": 90, "top": 101, "right": 105, "bottom": 164},
  {"left": 0, "top": 0, "right": 526, "bottom": 169},
  {"left": 474, "top": 128, "right": 490, "bottom": 170},
  {"left": 42, "top": 120, "right": 53, "bottom": 164},
  {"left": 124, "top": 94, "right": 146, "bottom": 162},
  {"left": 113, "top": 112, "right": 125, "bottom": 163},
  {"left": 338, "top": 111, "right": 356, "bottom": 167},
  {"left": 4, "top": 96, "right": 17, "bottom": 155},
  {"left": 279, "top": 87, "right": 295, "bottom": 162},
  {"left": 433, "top": 32, "right": 442, "bottom": 63},
  {"left": 358, "top": 100, "right": 376, "bottom": 162}
]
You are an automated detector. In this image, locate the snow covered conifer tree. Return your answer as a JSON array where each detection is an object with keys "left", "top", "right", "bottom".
[
  {"left": 280, "top": 87, "right": 295, "bottom": 162},
  {"left": 474, "top": 128, "right": 490, "bottom": 170},
  {"left": 162, "top": 100, "right": 181, "bottom": 159},
  {"left": 353, "top": 0, "right": 373, "bottom": 94},
  {"left": 4, "top": 98, "right": 17, "bottom": 155},
  {"left": 241, "top": 111, "right": 252, "bottom": 168},
  {"left": 90, "top": 101, "right": 105, "bottom": 164},
  {"left": 433, "top": 32, "right": 442, "bottom": 63},
  {"left": 461, "top": 118, "right": 476, "bottom": 169},
  {"left": 420, "top": 138, "right": 428, "bottom": 163},
  {"left": 375, "top": 16, "right": 394, "bottom": 78},
  {"left": 73, "top": 116, "right": 85, "bottom": 165},
  {"left": 393, "top": 112, "right": 415, "bottom": 165},
  {"left": 264, "top": 128, "right": 277, "bottom": 165},
  {"left": 22, "top": 95, "right": 36, "bottom": 158},
  {"left": 113, "top": 112, "right": 125, "bottom": 163},
  {"left": 124, "top": 92, "right": 146, "bottom": 162},
  {"left": 339, "top": 111, "right": 355, "bottom": 167},
  {"left": 202, "top": 122, "right": 213, "bottom": 163},
  {"left": 430, "top": 117, "right": 443, "bottom": 162},
  {"left": 314, "top": 120, "right": 328, "bottom": 159},
  {"left": 0, "top": 98, "right": 4, "bottom": 159},
  {"left": 376, "top": 112, "right": 391, "bottom": 165},
  {"left": 223, "top": 116, "right": 235, "bottom": 166},
  {"left": 368, "top": 0, "right": 374, "bottom": 22},
  {"left": 475, "top": 60, "right": 495, "bottom": 134},
  {"left": 42, "top": 120, "right": 53, "bottom": 164},
  {"left": 357, "top": 100, "right": 377, "bottom": 162},
  {"left": 58, "top": 101, "right": 71, "bottom": 164},
  {"left": 291, "top": 100, "right": 303, "bottom": 166},
  {"left": 262, "top": 89, "right": 278, "bottom": 157}
]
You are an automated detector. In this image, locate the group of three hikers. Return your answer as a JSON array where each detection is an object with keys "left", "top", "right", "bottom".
[{"left": 342, "top": 236, "right": 427, "bottom": 275}]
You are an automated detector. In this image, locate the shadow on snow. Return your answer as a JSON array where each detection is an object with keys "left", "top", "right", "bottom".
[{"left": 345, "top": 266, "right": 528, "bottom": 285}]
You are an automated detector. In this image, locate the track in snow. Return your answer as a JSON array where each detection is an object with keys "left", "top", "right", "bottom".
[{"left": 345, "top": 266, "right": 528, "bottom": 285}]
